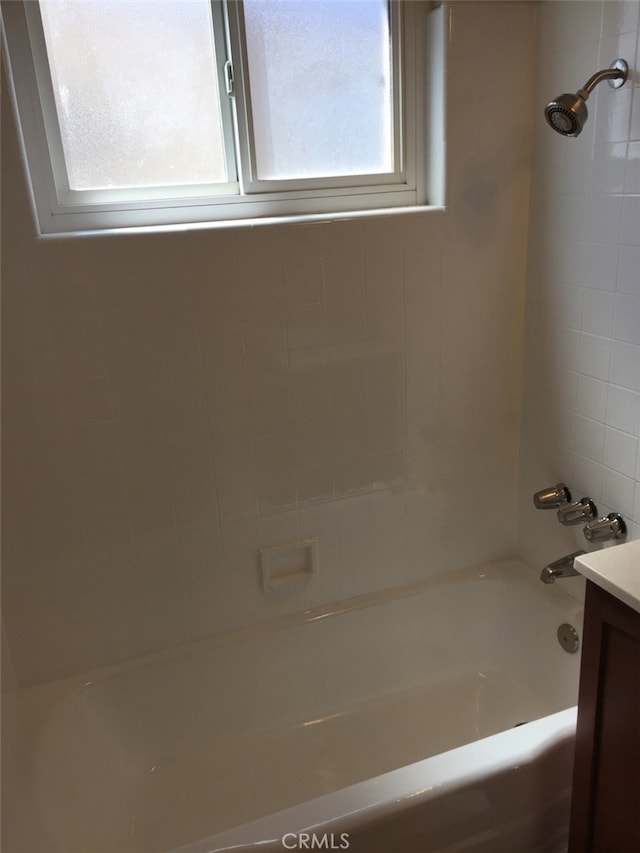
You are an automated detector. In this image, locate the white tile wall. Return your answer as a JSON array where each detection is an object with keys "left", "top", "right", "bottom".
[
  {"left": 2, "top": 2, "right": 536, "bottom": 685},
  {"left": 518, "top": 0, "right": 640, "bottom": 574}
]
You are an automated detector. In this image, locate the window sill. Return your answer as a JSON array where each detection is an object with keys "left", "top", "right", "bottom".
[{"left": 36, "top": 204, "right": 447, "bottom": 240}]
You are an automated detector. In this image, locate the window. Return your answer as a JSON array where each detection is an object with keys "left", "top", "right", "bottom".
[{"left": 2, "top": 0, "right": 437, "bottom": 234}]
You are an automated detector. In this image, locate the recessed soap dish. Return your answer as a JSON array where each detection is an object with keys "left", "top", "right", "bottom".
[{"left": 260, "top": 537, "right": 319, "bottom": 593}]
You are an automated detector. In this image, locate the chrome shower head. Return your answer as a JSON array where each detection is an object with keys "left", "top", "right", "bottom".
[
  {"left": 544, "top": 92, "right": 588, "bottom": 137},
  {"left": 544, "top": 58, "right": 629, "bottom": 137}
]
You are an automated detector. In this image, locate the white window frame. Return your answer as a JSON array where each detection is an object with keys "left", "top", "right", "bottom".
[
  {"left": 2, "top": 0, "right": 434, "bottom": 235},
  {"left": 227, "top": 0, "right": 408, "bottom": 195}
]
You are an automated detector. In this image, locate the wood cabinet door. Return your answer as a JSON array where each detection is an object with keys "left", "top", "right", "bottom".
[{"left": 569, "top": 581, "right": 640, "bottom": 853}]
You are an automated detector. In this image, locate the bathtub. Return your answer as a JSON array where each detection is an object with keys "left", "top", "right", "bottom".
[{"left": 2, "top": 557, "right": 581, "bottom": 853}]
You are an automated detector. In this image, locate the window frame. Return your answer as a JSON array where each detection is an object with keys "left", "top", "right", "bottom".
[
  {"left": 1, "top": 0, "right": 429, "bottom": 235},
  {"left": 227, "top": 0, "right": 409, "bottom": 195},
  {"left": 18, "top": 0, "right": 241, "bottom": 202}
]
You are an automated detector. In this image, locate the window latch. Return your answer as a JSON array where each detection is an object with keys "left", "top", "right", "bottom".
[{"left": 224, "top": 60, "right": 234, "bottom": 96}]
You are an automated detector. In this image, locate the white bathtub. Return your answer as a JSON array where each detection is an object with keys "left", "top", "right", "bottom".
[{"left": 2, "top": 558, "right": 582, "bottom": 853}]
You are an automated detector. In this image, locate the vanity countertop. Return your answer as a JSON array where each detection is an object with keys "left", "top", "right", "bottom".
[{"left": 575, "top": 540, "right": 640, "bottom": 616}]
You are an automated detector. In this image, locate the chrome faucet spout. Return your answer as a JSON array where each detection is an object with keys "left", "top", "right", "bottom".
[{"left": 540, "top": 550, "right": 586, "bottom": 584}]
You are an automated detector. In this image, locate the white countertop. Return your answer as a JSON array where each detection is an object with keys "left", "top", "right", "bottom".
[{"left": 575, "top": 540, "right": 640, "bottom": 615}]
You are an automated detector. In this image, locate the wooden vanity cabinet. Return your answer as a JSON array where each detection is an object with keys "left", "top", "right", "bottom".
[{"left": 568, "top": 580, "right": 640, "bottom": 853}]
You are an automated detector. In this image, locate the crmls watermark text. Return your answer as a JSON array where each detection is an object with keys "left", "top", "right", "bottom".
[{"left": 281, "top": 832, "right": 350, "bottom": 850}]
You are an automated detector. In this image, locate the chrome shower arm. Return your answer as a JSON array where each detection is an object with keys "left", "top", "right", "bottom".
[{"left": 580, "top": 59, "right": 628, "bottom": 97}]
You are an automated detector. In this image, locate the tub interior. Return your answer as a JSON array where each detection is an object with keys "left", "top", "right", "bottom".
[{"left": 2, "top": 557, "right": 582, "bottom": 853}]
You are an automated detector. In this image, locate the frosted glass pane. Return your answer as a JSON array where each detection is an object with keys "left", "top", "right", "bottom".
[
  {"left": 243, "top": 0, "right": 393, "bottom": 181},
  {"left": 39, "top": 0, "right": 228, "bottom": 190}
]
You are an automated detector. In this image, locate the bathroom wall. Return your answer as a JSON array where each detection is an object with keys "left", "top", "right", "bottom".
[
  {"left": 2, "top": 2, "right": 536, "bottom": 686},
  {"left": 519, "top": 1, "right": 640, "bottom": 574}
]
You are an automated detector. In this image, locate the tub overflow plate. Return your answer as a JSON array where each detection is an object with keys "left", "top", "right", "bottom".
[{"left": 557, "top": 623, "right": 580, "bottom": 654}]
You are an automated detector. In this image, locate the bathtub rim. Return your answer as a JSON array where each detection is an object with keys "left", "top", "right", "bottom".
[{"left": 171, "top": 705, "right": 578, "bottom": 853}]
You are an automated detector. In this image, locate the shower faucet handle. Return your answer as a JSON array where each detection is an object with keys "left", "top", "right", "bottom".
[
  {"left": 583, "top": 513, "right": 627, "bottom": 543},
  {"left": 557, "top": 497, "right": 598, "bottom": 526},
  {"left": 533, "top": 483, "right": 572, "bottom": 510}
]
